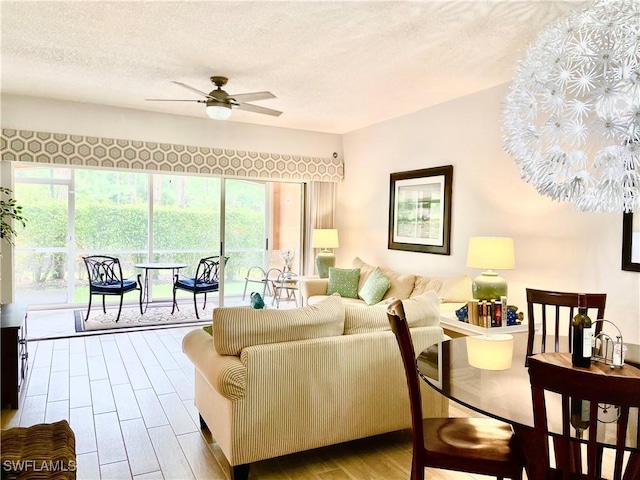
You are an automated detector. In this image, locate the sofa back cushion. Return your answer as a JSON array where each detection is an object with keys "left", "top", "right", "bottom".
[
  {"left": 214, "top": 294, "right": 345, "bottom": 356},
  {"left": 412, "top": 275, "right": 472, "bottom": 302},
  {"left": 352, "top": 257, "right": 415, "bottom": 300},
  {"left": 343, "top": 291, "right": 440, "bottom": 334}
]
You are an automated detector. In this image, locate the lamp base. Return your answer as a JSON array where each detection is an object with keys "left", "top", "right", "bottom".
[
  {"left": 472, "top": 271, "right": 507, "bottom": 300},
  {"left": 315, "top": 250, "right": 335, "bottom": 279}
]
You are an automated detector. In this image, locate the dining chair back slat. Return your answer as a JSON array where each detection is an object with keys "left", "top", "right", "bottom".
[
  {"left": 526, "top": 289, "right": 606, "bottom": 364},
  {"left": 527, "top": 352, "right": 640, "bottom": 480}
]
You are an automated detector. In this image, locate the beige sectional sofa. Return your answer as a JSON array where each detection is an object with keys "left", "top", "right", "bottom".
[
  {"left": 182, "top": 293, "right": 448, "bottom": 480},
  {"left": 300, "top": 257, "right": 472, "bottom": 316}
]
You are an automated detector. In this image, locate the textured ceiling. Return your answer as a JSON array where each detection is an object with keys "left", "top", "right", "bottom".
[{"left": 1, "top": 1, "right": 586, "bottom": 134}]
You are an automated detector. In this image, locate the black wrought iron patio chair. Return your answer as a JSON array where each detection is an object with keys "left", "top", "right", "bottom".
[
  {"left": 82, "top": 255, "right": 142, "bottom": 322},
  {"left": 172, "top": 255, "right": 229, "bottom": 319}
]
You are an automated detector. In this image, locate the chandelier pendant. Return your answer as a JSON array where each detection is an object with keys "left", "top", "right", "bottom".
[{"left": 503, "top": 0, "right": 640, "bottom": 212}]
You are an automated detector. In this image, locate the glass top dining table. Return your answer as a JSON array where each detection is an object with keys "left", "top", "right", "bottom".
[{"left": 416, "top": 331, "right": 640, "bottom": 452}]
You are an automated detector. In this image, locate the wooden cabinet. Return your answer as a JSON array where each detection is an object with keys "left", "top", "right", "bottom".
[{"left": 1, "top": 303, "right": 28, "bottom": 410}]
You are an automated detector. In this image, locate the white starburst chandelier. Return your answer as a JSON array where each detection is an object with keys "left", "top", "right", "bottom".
[{"left": 503, "top": 0, "right": 640, "bottom": 212}]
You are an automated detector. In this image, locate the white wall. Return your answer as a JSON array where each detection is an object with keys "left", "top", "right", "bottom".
[
  {"left": 341, "top": 83, "right": 640, "bottom": 344},
  {"left": 1, "top": 94, "right": 343, "bottom": 158}
]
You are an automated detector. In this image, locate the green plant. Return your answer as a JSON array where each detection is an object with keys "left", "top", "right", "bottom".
[{"left": 1, "top": 187, "right": 27, "bottom": 245}]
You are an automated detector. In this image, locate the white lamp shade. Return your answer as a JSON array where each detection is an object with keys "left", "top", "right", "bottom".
[
  {"left": 466, "top": 237, "right": 515, "bottom": 270},
  {"left": 206, "top": 104, "right": 232, "bottom": 120},
  {"left": 466, "top": 334, "right": 515, "bottom": 370},
  {"left": 312, "top": 229, "right": 339, "bottom": 249}
]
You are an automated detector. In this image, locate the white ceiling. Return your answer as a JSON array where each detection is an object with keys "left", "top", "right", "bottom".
[{"left": 1, "top": 1, "right": 586, "bottom": 135}]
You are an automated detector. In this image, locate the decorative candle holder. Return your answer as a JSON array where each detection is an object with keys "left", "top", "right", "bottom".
[{"left": 591, "top": 320, "right": 626, "bottom": 369}]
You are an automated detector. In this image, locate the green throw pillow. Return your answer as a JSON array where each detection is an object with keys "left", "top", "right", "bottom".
[
  {"left": 358, "top": 267, "right": 390, "bottom": 305},
  {"left": 326, "top": 267, "right": 361, "bottom": 299}
]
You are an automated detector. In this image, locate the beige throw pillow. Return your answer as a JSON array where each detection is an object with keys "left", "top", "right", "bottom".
[
  {"left": 352, "top": 257, "right": 377, "bottom": 290},
  {"left": 412, "top": 275, "right": 472, "bottom": 303},
  {"left": 351, "top": 257, "right": 416, "bottom": 300}
]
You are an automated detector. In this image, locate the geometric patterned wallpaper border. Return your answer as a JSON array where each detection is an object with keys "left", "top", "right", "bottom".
[{"left": 0, "top": 129, "right": 343, "bottom": 182}]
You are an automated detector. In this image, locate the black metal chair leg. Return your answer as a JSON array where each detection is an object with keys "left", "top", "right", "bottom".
[
  {"left": 115, "top": 294, "right": 124, "bottom": 322},
  {"left": 171, "top": 289, "right": 177, "bottom": 315},
  {"left": 203, "top": 293, "right": 208, "bottom": 310},
  {"left": 171, "top": 274, "right": 179, "bottom": 315},
  {"left": 85, "top": 294, "right": 93, "bottom": 321},
  {"left": 193, "top": 292, "right": 200, "bottom": 319},
  {"left": 138, "top": 274, "right": 143, "bottom": 315},
  {"left": 102, "top": 295, "right": 107, "bottom": 314}
]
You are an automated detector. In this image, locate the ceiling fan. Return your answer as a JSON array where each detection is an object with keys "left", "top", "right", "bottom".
[{"left": 146, "top": 76, "right": 282, "bottom": 120}]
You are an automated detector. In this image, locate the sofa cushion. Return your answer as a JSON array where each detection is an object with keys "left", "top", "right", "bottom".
[
  {"left": 358, "top": 267, "right": 391, "bottom": 305},
  {"left": 326, "top": 268, "right": 360, "bottom": 299},
  {"left": 344, "top": 291, "right": 440, "bottom": 334},
  {"left": 382, "top": 269, "right": 416, "bottom": 300},
  {"left": 352, "top": 257, "right": 415, "bottom": 300},
  {"left": 412, "top": 275, "right": 472, "bottom": 302},
  {"left": 401, "top": 291, "right": 441, "bottom": 327},
  {"left": 214, "top": 294, "right": 345, "bottom": 356},
  {"left": 352, "top": 257, "right": 377, "bottom": 290}
]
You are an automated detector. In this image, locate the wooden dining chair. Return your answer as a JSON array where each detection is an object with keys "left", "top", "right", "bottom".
[
  {"left": 525, "top": 289, "right": 607, "bottom": 363},
  {"left": 386, "top": 299, "right": 525, "bottom": 480},
  {"left": 526, "top": 352, "right": 640, "bottom": 480}
]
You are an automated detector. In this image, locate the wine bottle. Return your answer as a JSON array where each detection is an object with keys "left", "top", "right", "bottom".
[
  {"left": 572, "top": 294, "right": 592, "bottom": 368},
  {"left": 570, "top": 397, "right": 590, "bottom": 439}
]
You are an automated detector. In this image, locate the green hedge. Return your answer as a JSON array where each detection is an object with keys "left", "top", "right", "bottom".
[{"left": 16, "top": 200, "right": 265, "bottom": 283}]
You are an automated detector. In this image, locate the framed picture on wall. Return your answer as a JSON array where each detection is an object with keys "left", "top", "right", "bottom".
[
  {"left": 622, "top": 212, "right": 640, "bottom": 271},
  {"left": 388, "top": 165, "right": 453, "bottom": 255}
]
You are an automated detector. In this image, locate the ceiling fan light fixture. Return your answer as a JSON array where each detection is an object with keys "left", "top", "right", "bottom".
[{"left": 206, "top": 104, "right": 232, "bottom": 120}]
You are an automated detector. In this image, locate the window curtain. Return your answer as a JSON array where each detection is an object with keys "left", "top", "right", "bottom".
[{"left": 304, "top": 181, "right": 337, "bottom": 275}]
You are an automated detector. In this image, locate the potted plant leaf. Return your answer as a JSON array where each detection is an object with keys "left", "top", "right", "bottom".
[{"left": 1, "top": 187, "right": 26, "bottom": 245}]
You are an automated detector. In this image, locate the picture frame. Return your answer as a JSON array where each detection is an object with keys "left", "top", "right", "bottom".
[
  {"left": 388, "top": 165, "right": 453, "bottom": 255},
  {"left": 622, "top": 212, "right": 640, "bottom": 271}
]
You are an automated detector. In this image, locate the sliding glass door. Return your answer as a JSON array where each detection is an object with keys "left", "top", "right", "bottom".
[
  {"left": 222, "top": 179, "right": 268, "bottom": 306},
  {"left": 223, "top": 180, "right": 303, "bottom": 307},
  {"left": 157, "top": 174, "right": 222, "bottom": 305},
  {"left": 12, "top": 164, "right": 300, "bottom": 309},
  {"left": 14, "top": 166, "right": 72, "bottom": 305}
]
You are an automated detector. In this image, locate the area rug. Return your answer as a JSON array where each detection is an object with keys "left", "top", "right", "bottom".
[{"left": 75, "top": 304, "right": 211, "bottom": 332}]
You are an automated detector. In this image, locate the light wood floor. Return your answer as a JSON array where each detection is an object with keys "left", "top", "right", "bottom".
[{"left": 1, "top": 325, "right": 502, "bottom": 480}]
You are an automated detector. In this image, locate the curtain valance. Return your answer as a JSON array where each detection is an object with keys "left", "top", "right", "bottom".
[{"left": 1, "top": 129, "right": 343, "bottom": 182}]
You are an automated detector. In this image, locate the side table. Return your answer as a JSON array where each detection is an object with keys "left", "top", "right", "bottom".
[
  {"left": 439, "top": 311, "right": 530, "bottom": 338},
  {"left": 1, "top": 303, "right": 28, "bottom": 409}
]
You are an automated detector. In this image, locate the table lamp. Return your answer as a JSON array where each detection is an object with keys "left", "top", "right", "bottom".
[
  {"left": 466, "top": 237, "right": 515, "bottom": 300},
  {"left": 312, "top": 229, "right": 339, "bottom": 278}
]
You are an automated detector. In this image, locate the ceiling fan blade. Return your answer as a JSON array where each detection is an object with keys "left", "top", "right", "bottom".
[
  {"left": 236, "top": 103, "right": 282, "bottom": 117},
  {"left": 171, "top": 81, "right": 214, "bottom": 99},
  {"left": 145, "top": 98, "right": 206, "bottom": 102},
  {"left": 229, "top": 91, "right": 276, "bottom": 103}
]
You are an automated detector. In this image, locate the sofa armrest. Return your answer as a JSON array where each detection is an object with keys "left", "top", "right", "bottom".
[
  {"left": 299, "top": 278, "right": 329, "bottom": 304},
  {"left": 182, "top": 328, "right": 247, "bottom": 400}
]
